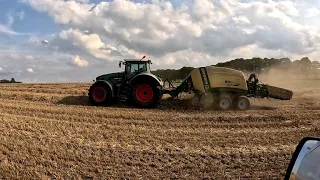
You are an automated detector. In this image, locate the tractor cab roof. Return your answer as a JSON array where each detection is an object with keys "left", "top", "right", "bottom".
[
  {"left": 124, "top": 59, "right": 151, "bottom": 62},
  {"left": 123, "top": 58, "right": 152, "bottom": 64},
  {"left": 123, "top": 56, "right": 151, "bottom": 63},
  {"left": 119, "top": 57, "right": 152, "bottom": 68}
]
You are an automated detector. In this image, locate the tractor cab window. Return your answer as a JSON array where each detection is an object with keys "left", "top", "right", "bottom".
[
  {"left": 138, "top": 63, "right": 147, "bottom": 72},
  {"left": 130, "top": 63, "right": 139, "bottom": 74},
  {"left": 127, "top": 63, "right": 147, "bottom": 75},
  {"left": 125, "top": 62, "right": 148, "bottom": 79}
]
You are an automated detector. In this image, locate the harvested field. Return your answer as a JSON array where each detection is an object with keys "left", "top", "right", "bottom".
[{"left": 0, "top": 83, "right": 319, "bottom": 179}]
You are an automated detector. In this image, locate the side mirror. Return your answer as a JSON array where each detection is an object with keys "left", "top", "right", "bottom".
[
  {"left": 285, "top": 137, "right": 320, "bottom": 180},
  {"left": 119, "top": 62, "right": 121, "bottom": 68}
]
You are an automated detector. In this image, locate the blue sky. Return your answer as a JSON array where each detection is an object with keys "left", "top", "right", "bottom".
[
  {"left": 0, "top": 0, "right": 319, "bottom": 82},
  {"left": 0, "top": 1, "right": 55, "bottom": 34}
]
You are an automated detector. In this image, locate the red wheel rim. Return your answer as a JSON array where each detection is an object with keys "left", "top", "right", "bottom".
[
  {"left": 92, "top": 86, "right": 107, "bottom": 102},
  {"left": 135, "top": 84, "right": 153, "bottom": 103}
]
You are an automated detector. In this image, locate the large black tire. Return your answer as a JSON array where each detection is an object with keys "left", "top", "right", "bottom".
[
  {"left": 132, "top": 83, "right": 158, "bottom": 108},
  {"left": 88, "top": 82, "right": 113, "bottom": 106},
  {"left": 217, "top": 94, "right": 233, "bottom": 110},
  {"left": 235, "top": 96, "right": 250, "bottom": 111}
]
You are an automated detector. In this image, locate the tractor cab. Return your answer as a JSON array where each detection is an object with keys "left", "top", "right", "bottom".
[{"left": 119, "top": 58, "right": 152, "bottom": 80}]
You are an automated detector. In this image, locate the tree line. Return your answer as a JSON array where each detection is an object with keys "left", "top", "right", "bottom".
[
  {"left": 152, "top": 57, "right": 320, "bottom": 81},
  {"left": 0, "top": 78, "right": 22, "bottom": 83}
]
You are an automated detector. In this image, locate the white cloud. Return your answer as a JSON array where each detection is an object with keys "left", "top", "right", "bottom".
[
  {"left": 23, "top": 0, "right": 207, "bottom": 56},
  {"left": 6, "top": 10, "right": 25, "bottom": 26},
  {"left": 70, "top": 55, "right": 88, "bottom": 67},
  {"left": 3, "top": 0, "right": 318, "bottom": 82},
  {"left": 24, "top": 55, "right": 34, "bottom": 60},
  {"left": 0, "top": 66, "right": 3, "bottom": 71},
  {"left": 9, "top": 53, "right": 19, "bottom": 59},
  {"left": 7, "top": 12, "right": 15, "bottom": 27},
  {"left": 232, "top": 16, "right": 250, "bottom": 25},
  {"left": 67, "top": 0, "right": 90, "bottom": 3},
  {"left": 22, "top": 0, "right": 93, "bottom": 24},
  {"left": 27, "top": 68, "right": 34, "bottom": 73},
  {"left": 305, "top": 8, "right": 320, "bottom": 18},
  {"left": 49, "top": 28, "right": 130, "bottom": 61},
  {"left": 22, "top": 0, "right": 320, "bottom": 60},
  {"left": 275, "top": 1, "right": 299, "bottom": 17},
  {"left": 149, "top": 49, "right": 217, "bottom": 68},
  {"left": 0, "top": 24, "right": 20, "bottom": 35}
]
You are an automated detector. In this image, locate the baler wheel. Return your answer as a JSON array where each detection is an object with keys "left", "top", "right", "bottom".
[
  {"left": 187, "top": 93, "right": 201, "bottom": 109},
  {"left": 199, "top": 93, "right": 214, "bottom": 109},
  {"left": 217, "top": 94, "right": 233, "bottom": 110},
  {"left": 235, "top": 96, "right": 251, "bottom": 111}
]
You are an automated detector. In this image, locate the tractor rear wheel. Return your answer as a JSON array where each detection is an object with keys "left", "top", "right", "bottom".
[
  {"left": 132, "top": 83, "right": 157, "bottom": 108},
  {"left": 217, "top": 94, "right": 232, "bottom": 110},
  {"left": 235, "top": 96, "right": 250, "bottom": 111},
  {"left": 88, "top": 83, "right": 112, "bottom": 106}
]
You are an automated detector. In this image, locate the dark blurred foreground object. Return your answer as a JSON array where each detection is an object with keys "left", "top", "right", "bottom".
[{"left": 285, "top": 137, "right": 320, "bottom": 180}]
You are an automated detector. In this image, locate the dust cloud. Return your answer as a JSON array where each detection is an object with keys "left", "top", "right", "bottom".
[
  {"left": 254, "top": 66, "right": 320, "bottom": 107},
  {"left": 255, "top": 67, "right": 320, "bottom": 92}
]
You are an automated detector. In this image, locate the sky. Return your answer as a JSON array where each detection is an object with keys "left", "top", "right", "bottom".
[{"left": 0, "top": 0, "right": 320, "bottom": 82}]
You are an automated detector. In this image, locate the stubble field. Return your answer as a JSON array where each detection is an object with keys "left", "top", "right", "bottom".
[{"left": 0, "top": 83, "right": 319, "bottom": 179}]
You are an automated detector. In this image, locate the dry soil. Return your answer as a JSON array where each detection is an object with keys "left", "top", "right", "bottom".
[{"left": 0, "top": 83, "right": 319, "bottom": 179}]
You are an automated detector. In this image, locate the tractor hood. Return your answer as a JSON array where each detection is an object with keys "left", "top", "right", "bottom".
[
  {"left": 96, "top": 72, "right": 122, "bottom": 81},
  {"left": 130, "top": 72, "right": 164, "bottom": 87}
]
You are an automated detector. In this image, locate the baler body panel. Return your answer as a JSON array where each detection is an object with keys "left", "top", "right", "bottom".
[{"left": 190, "top": 66, "right": 248, "bottom": 93}]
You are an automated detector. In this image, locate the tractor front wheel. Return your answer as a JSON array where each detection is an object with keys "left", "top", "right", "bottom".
[
  {"left": 88, "top": 83, "right": 112, "bottom": 106},
  {"left": 132, "top": 84, "right": 157, "bottom": 108}
]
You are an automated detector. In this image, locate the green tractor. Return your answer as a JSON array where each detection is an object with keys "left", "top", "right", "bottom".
[{"left": 88, "top": 57, "right": 163, "bottom": 108}]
